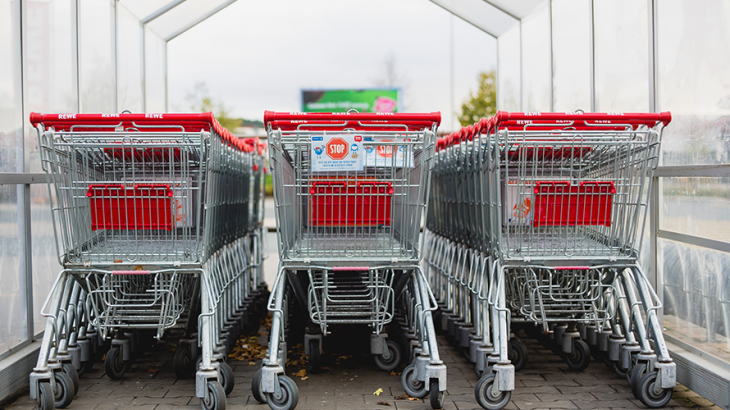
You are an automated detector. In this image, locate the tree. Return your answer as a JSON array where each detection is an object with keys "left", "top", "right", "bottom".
[
  {"left": 185, "top": 82, "right": 240, "bottom": 131},
  {"left": 458, "top": 71, "right": 497, "bottom": 127}
]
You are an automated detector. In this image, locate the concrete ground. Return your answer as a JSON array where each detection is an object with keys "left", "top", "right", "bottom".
[{"left": 2, "top": 324, "right": 721, "bottom": 410}]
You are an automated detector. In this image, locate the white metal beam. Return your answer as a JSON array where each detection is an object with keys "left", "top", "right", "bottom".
[
  {"left": 428, "top": 0, "right": 499, "bottom": 38},
  {"left": 141, "top": 0, "right": 186, "bottom": 24},
  {"left": 164, "top": 0, "right": 237, "bottom": 42}
]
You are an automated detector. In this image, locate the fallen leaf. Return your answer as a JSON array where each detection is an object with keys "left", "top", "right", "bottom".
[
  {"left": 248, "top": 361, "right": 256, "bottom": 366},
  {"left": 373, "top": 388, "right": 384, "bottom": 396},
  {"left": 377, "top": 401, "right": 391, "bottom": 406},
  {"left": 147, "top": 369, "right": 158, "bottom": 373},
  {"left": 390, "top": 371, "right": 397, "bottom": 376},
  {"left": 320, "top": 366, "right": 330, "bottom": 371},
  {"left": 293, "top": 369, "right": 307, "bottom": 377},
  {"left": 301, "top": 376, "right": 309, "bottom": 381},
  {"left": 408, "top": 397, "right": 418, "bottom": 401}
]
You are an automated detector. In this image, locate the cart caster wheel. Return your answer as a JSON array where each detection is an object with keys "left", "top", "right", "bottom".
[
  {"left": 474, "top": 362, "right": 483, "bottom": 378},
  {"left": 54, "top": 370, "right": 76, "bottom": 409},
  {"left": 637, "top": 370, "right": 673, "bottom": 408},
  {"left": 563, "top": 340, "right": 590, "bottom": 371},
  {"left": 252, "top": 368, "right": 266, "bottom": 404},
  {"left": 401, "top": 364, "right": 427, "bottom": 398},
  {"left": 200, "top": 381, "right": 226, "bottom": 410},
  {"left": 590, "top": 344, "right": 604, "bottom": 362},
  {"left": 374, "top": 340, "right": 401, "bottom": 372},
  {"left": 308, "top": 339, "right": 321, "bottom": 373},
  {"left": 174, "top": 344, "right": 197, "bottom": 379},
  {"left": 77, "top": 360, "right": 94, "bottom": 378},
  {"left": 475, "top": 374, "right": 511, "bottom": 410},
  {"left": 508, "top": 339, "right": 528, "bottom": 372},
  {"left": 36, "top": 381, "right": 54, "bottom": 410},
  {"left": 612, "top": 360, "right": 629, "bottom": 379},
  {"left": 429, "top": 378, "right": 444, "bottom": 409},
  {"left": 219, "top": 361, "right": 235, "bottom": 396},
  {"left": 62, "top": 362, "right": 80, "bottom": 394},
  {"left": 104, "top": 346, "right": 128, "bottom": 379},
  {"left": 265, "top": 375, "right": 299, "bottom": 410},
  {"left": 630, "top": 362, "right": 648, "bottom": 398}
]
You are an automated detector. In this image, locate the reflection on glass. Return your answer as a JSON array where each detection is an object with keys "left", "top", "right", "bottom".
[
  {"left": 520, "top": 4, "right": 551, "bottom": 112},
  {"left": 0, "top": 185, "right": 27, "bottom": 354},
  {"left": 594, "top": 0, "right": 648, "bottom": 112},
  {"left": 79, "top": 0, "right": 115, "bottom": 113},
  {"left": 117, "top": 4, "right": 144, "bottom": 112},
  {"left": 657, "top": 0, "right": 730, "bottom": 166},
  {"left": 662, "top": 177, "right": 730, "bottom": 243},
  {"left": 498, "top": 25, "right": 520, "bottom": 111},
  {"left": 0, "top": 0, "right": 20, "bottom": 172},
  {"left": 662, "top": 239, "right": 730, "bottom": 357},
  {"left": 31, "top": 185, "right": 61, "bottom": 337},
  {"left": 145, "top": 28, "right": 166, "bottom": 112},
  {"left": 551, "top": 0, "right": 591, "bottom": 112}
]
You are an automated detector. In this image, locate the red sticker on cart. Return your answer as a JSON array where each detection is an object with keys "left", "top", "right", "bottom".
[{"left": 311, "top": 134, "right": 363, "bottom": 172}]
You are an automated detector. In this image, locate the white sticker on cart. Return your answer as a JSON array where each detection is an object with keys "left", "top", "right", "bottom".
[
  {"left": 311, "top": 134, "right": 364, "bottom": 172},
  {"left": 364, "top": 137, "right": 414, "bottom": 168}
]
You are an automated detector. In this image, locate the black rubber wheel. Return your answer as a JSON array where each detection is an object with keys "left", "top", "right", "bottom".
[
  {"left": 508, "top": 339, "right": 528, "bottom": 371},
  {"left": 630, "top": 362, "right": 648, "bottom": 398},
  {"left": 373, "top": 340, "right": 401, "bottom": 372},
  {"left": 637, "top": 370, "right": 673, "bottom": 408},
  {"left": 62, "top": 362, "right": 80, "bottom": 394},
  {"left": 251, "top": 368, "right": 266, "bottom": 404},
  {"left": 219, "top": 361, "right": 235, "bottom": 396},
  {"left": 36, "top": 381, "right": 54, "bottom": 410},
  {"left": 563, "top": 340, "right": 591, "bottom": 371},
  {"left": 308, "top": 339, "right": 321, "bottom": 373},
  {"left": 401, "top": 364, "right": 427, "bottom": 398},
  {"left": 174, "top": 344, "right": 197, "bottom": 379},
  {"left": 54, "top": 370, "right": 76, "bottom": 409},
  {"left": 429, "top": 378, "right": 444, "bottom": 410},
  {"left": 265, "top": 375, "right": 299, "bottom": 410},
  {"left": 77, "top": 360, "right": 94, "bottom": 378},
  {"left": 200, "top": 380, "right": 226, "bottom": 410},
  {"left": 612, "top": 360, "right": 629, "bottom": 379},
  {"left": 104, "top": 346, "right": 126, "bottom": 380},
  {"left": 475, "top": 374, "right": 511, "bottom": 410}
]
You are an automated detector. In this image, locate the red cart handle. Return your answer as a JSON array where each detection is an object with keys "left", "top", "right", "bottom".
[
  {"left": 493, "top": 111, "right": 672, "bottom": 127},
  {"left": 264, "top": 111, "right": 441, "bottom": 125}
]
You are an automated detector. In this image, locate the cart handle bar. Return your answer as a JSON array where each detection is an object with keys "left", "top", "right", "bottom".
[
  {"left": 29, "top": 112, "right": 253, "bottom": 153},
  {"left": 264, "top": 110, "right": 440, "bottom": 126}
]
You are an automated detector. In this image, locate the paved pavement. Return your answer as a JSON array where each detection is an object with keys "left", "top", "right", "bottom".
[{"left": 3, "top": 325, "right": 720, "bottom": 410}]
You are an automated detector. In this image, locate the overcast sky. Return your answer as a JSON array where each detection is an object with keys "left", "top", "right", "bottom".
[{"left": 166, "top": 0, "right": 496, "bottom": 131}]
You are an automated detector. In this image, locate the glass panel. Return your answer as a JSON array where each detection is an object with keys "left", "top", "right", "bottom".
[
  {"left": 0, "top": 185, "right": 26, "bottom": 354},
  {"left": 662, "top": 177, "right": 730, "bottom": 243},
  {"left": 657, "top": 0, "right": 730, "bottom": 166},
  {"left": 145, "top": 28, "right": 166, "bottom": 112},
  {"left": 116, "top": 4, "right": 143, "bottom": 112},
  {"left": 661, "top": 238, "right": 730, "bottom": 360},
  {"left": 79, "top": 0, "right": 115, "bottom": 112},
  {"left": 520, "top": 4, "right": 551, "bottom": 112},
  {"left": 31, "top": 185, "right": 61, "bottom": 336},
  {"left": 0, "top": 0, "right": 21, "bottom": 173},
  {"left": 497, "top": 24, "right": 521, "bottom": 111},
  {"left": 24, "top": 0, "right": 77, "bottom": 173},
  {"left": 429, "top": 0, "right": 518, "bottom": 37},
  {"left": 551, "top": 0, "right": 591, "bottom": 112},
  {"left": 593, "top": 0, "right": 649, "bottom": 112}
]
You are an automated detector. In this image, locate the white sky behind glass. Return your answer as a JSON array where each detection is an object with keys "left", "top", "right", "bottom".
[{"left": 166, "top": 0, "right": 497, "bottom": 131}]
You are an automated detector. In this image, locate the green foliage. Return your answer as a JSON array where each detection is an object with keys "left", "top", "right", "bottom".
[
  {"left": 185, "top": 82, "right": 241, "bottom": 131},
  {"left": 458, "top": 71, "right": 497, "bottom": 127}
]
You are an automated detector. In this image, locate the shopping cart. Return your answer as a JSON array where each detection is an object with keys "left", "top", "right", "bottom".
[
  {"left": 28, "top": 112, "right": 267, "bottom": 410},
  {"left": 425, "top": 111, "right": 677, "bottom": 409},
  {"left": 252, "top": 110, "right": 446, "bottom": 410}
]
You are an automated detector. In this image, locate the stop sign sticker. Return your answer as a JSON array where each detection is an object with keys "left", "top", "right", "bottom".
[
  {"left": 377, "top": 139, "right": 394, "bottom": 158},
  {"left": 326, "top": 137, "right": 349, "bottom": 160},
  {"left": 311, "top": 134, "right": 363, "bottom": 172}
]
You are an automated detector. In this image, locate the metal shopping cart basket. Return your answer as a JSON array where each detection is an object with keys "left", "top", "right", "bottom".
[
  {"left": 424, "top": 111, "right": 677, "bottom": 410},
  {"left": 28, "top": 112, "right": 266, "bottom": 410},
  {"left": 252, "top": 110, "right": 447, "bottom": 410}
]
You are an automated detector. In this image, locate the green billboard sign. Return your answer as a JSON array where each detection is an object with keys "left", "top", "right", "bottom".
[{"left": 301, "top": 89, "right": 400, "bottom": 113}]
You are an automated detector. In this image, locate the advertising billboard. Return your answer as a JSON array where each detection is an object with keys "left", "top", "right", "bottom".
[{"left": 301, "top": 89, "right": 400, "bottom": 113}]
